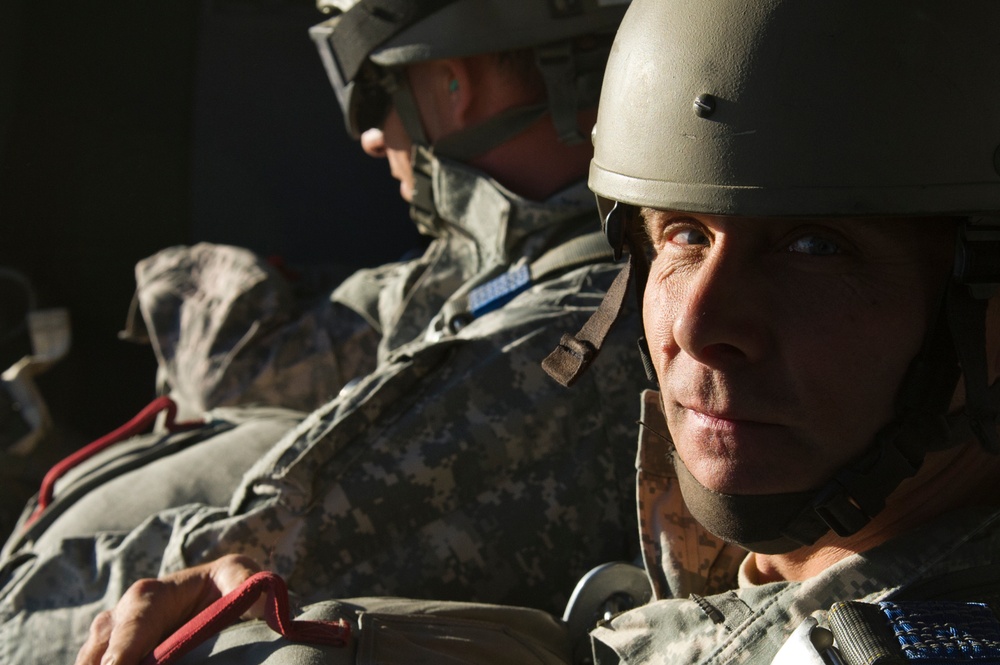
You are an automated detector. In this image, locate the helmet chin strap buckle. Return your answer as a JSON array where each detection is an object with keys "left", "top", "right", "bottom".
[{"left": 810, "top": 486, "right": 870, "bottom": 539}]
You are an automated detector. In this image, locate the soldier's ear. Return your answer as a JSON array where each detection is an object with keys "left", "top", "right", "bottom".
[{"left": 438, "top": 58, "right": 475, "bottom": 128}]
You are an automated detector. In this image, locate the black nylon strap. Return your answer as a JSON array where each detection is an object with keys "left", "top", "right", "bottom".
[
  {"left": 433, "top": 105, "right": 549, "bottom": 162},
  {"left": 827, "top": 601, "right": 904, "bottom": 665},
  {"left": 534, "top": 42, "right": 583, "bottom": 145},
  {"left": 332, "top": 0, "right": 457, "bottom": 82},
  {"left": 947, "top": 283, "right": 1000, "bottom": 453}
]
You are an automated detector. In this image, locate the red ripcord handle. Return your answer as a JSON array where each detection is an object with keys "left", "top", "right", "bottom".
[
  {"left": 26, "top": 395, "right": 203, "bottom": 527},
  {"left": 140, "top": 571, "right": 352, "bottom": 665}
]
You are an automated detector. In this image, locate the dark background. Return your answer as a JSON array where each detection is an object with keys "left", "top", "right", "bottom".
[{"left": 0, "top": 0, "right": 420, "bottom": 440}]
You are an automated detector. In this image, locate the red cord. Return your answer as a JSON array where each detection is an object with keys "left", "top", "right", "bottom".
[
  {"left": 141, "top": 571, "right": 351, "bottom": 665},
  {"left": 25, "top": 396, "right": 203, "bottom": 527}
]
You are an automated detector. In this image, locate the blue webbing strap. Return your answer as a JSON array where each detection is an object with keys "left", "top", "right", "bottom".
[{"left": 829, "top": 600, "right": 1000, "bottom": 664}]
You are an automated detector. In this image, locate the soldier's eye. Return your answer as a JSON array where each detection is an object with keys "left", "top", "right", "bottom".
[
  {"left": 788, "top": 234, "right": 841, "bottom": 256},
  {"left": 669, "top": 227, "right": 710, "bottom": 247}
]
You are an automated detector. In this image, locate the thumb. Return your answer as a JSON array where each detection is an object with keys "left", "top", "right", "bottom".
[{"left": 205, "top": 554, "right": 266, "bottom": 620}]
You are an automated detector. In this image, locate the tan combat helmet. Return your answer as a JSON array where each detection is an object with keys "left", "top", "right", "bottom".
[
  {"left": 313, "top": 0, "right": 628, "bottom": 139},
  {"left": 590, "top": 0, "right": 1000, "bottom": 219},
  {"left": 548, "top": 0, "right": 1000, "bottom": 553},
  {"left": 308, "top": 0, "right": 630, "bottom": 231}
]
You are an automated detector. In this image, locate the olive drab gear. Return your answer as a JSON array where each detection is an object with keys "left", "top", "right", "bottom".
[
  {"left": 309, "top": 0, "right": 630, "bottom": 235},
  {"left": 544, "top": 0, "right": 1000, "bottom": 554}
]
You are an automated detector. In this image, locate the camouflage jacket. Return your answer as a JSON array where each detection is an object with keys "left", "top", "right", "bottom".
[
  {"left": 590, "top": 390, "right": 1000, "bottom": 664},
  {"left": 121, "top": 242, "right": 375, "bottom": 420},
  {"left": 0, "top": 164, "right": 648, "bottom": 664}
]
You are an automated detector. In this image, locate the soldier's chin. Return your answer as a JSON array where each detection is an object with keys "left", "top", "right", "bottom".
[
  {"left": 677, "top": 454, "right": 780, "bottom": 496},
  {"left": 399, "top": 180, "right": 414, "bottom": 203},
  {"left": 673, "top": 453, "right": 823, "bottom": 555}
]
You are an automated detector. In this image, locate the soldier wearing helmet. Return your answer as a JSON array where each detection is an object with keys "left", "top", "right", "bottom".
[
  {"left": 0, "top": 2, "right": 649, "bottom": 663},
  {"left": 550, "top": 0, "right": 1000, "bottom": 662}
]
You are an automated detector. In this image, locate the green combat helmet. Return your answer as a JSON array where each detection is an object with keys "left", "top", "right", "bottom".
[
  {"left": 309, "top": 0, "right": 630, "bottom": 234},
  {"left": 548, "top": 0, "right": 1000, "bottom": 553}
]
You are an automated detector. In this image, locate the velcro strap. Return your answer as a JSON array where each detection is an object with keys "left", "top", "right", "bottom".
[{"left": 141, "top": 571, "right": 351, "bottom": 665}]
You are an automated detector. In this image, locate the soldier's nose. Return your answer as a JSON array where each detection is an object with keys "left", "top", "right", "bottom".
[{"left": 360, "top": 128, "right": 387, "bottom": 158}]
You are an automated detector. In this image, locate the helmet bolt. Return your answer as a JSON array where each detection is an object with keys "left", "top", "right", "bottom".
[{"left": 693, "top": 94, "right": 717, "bottom": 118}]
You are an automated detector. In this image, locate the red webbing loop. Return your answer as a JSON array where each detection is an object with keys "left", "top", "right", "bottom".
[
  {"left": 141, "top": 571, "right": 351, "bottom": 665},
  {"left": 25, "top": 396, "right": 203, "bottom": 527}
]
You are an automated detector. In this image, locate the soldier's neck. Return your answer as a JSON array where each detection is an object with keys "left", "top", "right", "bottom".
[{"left": 470, "top": 109, "right": 596, "bottom": 202}]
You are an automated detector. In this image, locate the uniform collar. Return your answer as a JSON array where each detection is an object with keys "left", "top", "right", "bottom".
[{"left": 427, "top": 155, "right": 595, "bottom": 268}]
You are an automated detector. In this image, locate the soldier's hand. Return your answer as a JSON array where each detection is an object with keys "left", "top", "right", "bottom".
[{"left": 74, "top": 554, "right": 263, "bottom": 665}]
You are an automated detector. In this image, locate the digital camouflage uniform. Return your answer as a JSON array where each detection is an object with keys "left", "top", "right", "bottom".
[
  {"left": 0, "top": 165, "right": 646, "bottom": 664},
  {"left": 588, "top": 391, "right": 1000, "bottom": 665},
  {"left": 121, "top": 239, "right": 389, "bottom": 420}
]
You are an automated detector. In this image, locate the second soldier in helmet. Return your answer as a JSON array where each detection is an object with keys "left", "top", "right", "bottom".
[{"left": 1, "top": 2, "right": 646, "bottom": 663}]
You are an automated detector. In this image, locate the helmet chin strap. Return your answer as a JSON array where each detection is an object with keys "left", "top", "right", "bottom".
[
  {"left": 674, "top": 374, "right": 1000, "bottom": 555},
  {"left": 542, "top": 202, "right": 652, "bottom": 386}
]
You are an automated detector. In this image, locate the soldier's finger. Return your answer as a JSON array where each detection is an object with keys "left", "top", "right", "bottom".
[
  {"left": 98, "top": 577, "right": 192, "bottom": 665},
  {"left": 206, "top": 554, "right": 265, "bottom": 619},
  {"left": 74, "top": 556, "right": 263, "bottom": 665},
  {"left": 73, "top": 610, "right": 114, "bottom": 665}
]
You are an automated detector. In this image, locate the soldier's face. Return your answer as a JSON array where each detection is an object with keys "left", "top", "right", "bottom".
[
  {"left": 640, "top": 210, "right": 954, "bottom": 496},
  {"left": 360, "top": 108, "right": 415, "bottom": 201},
  {"left": 358, "top": 61, "right": 461, "bottom": 203}
]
